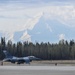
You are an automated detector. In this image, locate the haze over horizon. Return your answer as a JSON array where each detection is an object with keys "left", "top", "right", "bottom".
[{"left": 0, "top": 0, "right": 75, "bottom": 43}]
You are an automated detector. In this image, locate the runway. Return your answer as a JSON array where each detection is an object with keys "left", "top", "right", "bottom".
[{"left": 0, "top": 66, "right": 75, "bottom": 75}]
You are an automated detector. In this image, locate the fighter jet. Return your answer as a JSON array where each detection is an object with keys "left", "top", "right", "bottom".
[{"left": 3, "top": 50, "right": 40, "bottom": 64}]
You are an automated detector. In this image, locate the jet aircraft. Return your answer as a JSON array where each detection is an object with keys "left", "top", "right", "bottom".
[{"left": 3, "top": 50, "right": 40, "bottom": 64}]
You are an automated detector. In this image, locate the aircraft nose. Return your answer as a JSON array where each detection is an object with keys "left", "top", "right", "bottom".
[{"left": 35, "top": 57, "right": 41, "bottom": 60}]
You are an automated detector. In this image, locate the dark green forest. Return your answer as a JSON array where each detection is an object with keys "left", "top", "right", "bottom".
[{"left": 0, "top": 37, "right": 75, "bottom": 60}]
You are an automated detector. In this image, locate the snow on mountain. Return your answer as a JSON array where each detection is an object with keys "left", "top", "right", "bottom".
[
  {"left": 2, "top": 13, "right": 75, "bottom": 43},
  {"left": 28, "top": 15, "right": 75, "bottom": 43}
]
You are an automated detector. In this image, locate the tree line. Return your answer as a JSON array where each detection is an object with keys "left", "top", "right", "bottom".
[{"left": 0, "top": 37, "right": 75, "bottom": 60}]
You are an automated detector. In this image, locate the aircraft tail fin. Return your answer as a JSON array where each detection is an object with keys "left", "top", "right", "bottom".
[{"left": 3, "top": 50, "right": 12, "bottom": 58}]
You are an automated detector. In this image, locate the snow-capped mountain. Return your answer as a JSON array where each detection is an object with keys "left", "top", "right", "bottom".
[
  {"left": 3, "top": 13, "right": 75, "bottom": 43},
  {"left": 27, "top": 15, "right": 75, "bottom": 43}
]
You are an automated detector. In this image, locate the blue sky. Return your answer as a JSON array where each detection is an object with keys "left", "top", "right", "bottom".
[
  {"left": 0, "top": 0, "right": 75, "bottom": 5},
  {"left": 0, "top": 0, "right": 75, "bottom": 43}
]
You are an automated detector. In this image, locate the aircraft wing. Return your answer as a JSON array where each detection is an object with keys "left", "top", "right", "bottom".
[{"left": 16, "top": 57, "right": 30, "bottom": 64}]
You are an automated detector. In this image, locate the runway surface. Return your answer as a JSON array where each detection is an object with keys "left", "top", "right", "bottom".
[{"left": 0, "top": 66, "right": 75, "bottom": 75}]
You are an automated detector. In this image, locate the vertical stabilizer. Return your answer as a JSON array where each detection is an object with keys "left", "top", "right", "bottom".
[{"left": 3, "top": 50, "right": 12, "bottom": 58}]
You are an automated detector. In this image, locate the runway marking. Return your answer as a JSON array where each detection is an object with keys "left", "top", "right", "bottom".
[{"left": 0, "top": 66, "right": 75, "bottom": 71}]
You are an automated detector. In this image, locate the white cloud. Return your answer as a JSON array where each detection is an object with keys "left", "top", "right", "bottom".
[
  {"left": 2, "top": 32, "right": 14, "bottom": 42},
  {"left": 25, "top": 12, "right": 43, "bottom": 30},
  {"left": 59, "top": 34, "right": 65, "bottom": 40},
  {"left": 0, "top": 6, "right": 43, "bottom": 41},
  {"left": 43, "top": 6, "right": 75, "bottom": 27}
]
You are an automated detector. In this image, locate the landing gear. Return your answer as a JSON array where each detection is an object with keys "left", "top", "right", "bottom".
[
  {"left": 55, "top": 63, "right": 57, "bottom": 66},
  {"left": 1, "top": 61, "right": 3, "bottom": 66}
]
